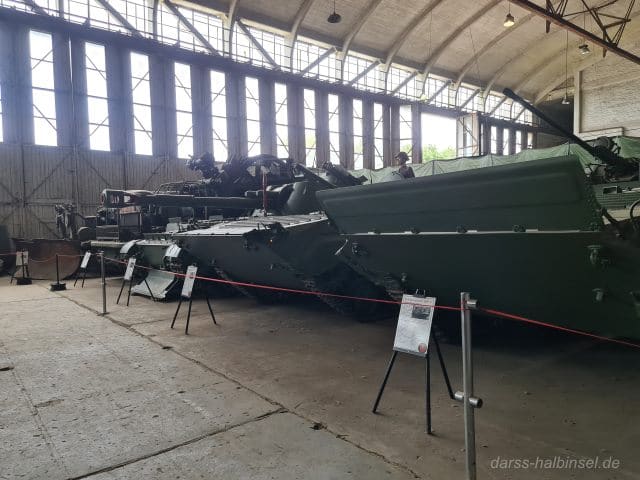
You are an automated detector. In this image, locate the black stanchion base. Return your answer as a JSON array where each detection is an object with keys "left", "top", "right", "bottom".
[
  {"left": 16, "top": 277, "right": 32, "bottom": 285},
  {"left": 50, "top": 282, "right": 67, "bottom": 291}
]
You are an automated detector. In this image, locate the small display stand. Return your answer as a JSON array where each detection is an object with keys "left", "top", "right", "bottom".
[
  {"left": 171, "top": 265, "right": 217, "bottom": 335},
  {"left": 372, "top": 292, "right": 454, "bottom": 434},
  {"left": 10, "top": 251, "right": 32, "bottom": 285},
  {"left": 74, "top": 252, "right": 92, "bottom": 288},
  {"left": 116, "top": 257, "right": 156, "bottom": 306}
]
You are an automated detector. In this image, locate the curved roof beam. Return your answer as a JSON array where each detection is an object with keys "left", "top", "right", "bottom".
[
  {"left": 482, "top": 27, "right": 564, "bottom": 101},
  {"left": 421, "top": 0, "right": 502, "bottom": 78},
  {"left": 225, "top": 0, "right": 240, "bottom": 55},
  {"left": 454, "top": 12, "right": 535, "bottom": 88},
  {"left": 383, "top": 0, "right": 445, "bottom": 68},
  {"left": 227, "top": 0, "right": 240, "bottom": 25},
  {"left": 510, "top": 44, "right": 571, "bottom": 94},
  {"left": 289, "top": 0, "right": 316, "bottom": 44},
  {"left": 341, "top": 0, "right": 385, "bottom": 58}
]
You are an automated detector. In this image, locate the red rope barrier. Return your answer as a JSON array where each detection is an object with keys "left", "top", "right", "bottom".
[
  {"left": 101, "top": 257, "right": 640, "bottom": 350},
  {"left": 478, "top": 308, "right": 640, "bottom": 350}
]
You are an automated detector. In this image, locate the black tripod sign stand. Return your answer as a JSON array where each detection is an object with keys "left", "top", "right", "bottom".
[
  {"left": 171, "top": 265, "right": 217, "bottom": 335},
  {"left": 74, "top": 251, "right": 92, "bottom": 288},
  {"left": 10, "top": 251, "right": 32, "bottom": 285},
  {"left": 372, "top": 294, "right": 454, "bottom": 435},
  {"left": 116, "top": 257, "right": 156, "bottom": 306}
]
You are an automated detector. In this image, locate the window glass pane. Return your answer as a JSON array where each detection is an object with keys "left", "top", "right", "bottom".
[
  {"left": 373, "top": 103, "right": 384, "bottom": 169},
  {"left": 85, "top": 42, "right": 110, "bottom": 151},
  {"left": 175, "top": 62, "right": 193, "bottom": 158},
  {"left": 275, "top": 83, "right": 288, "bottom": 157},
  {"left": 245, "top": 76, "right": 261, "bottom": 155},
  {"left": 30, "top": 30, "right": 57, "bottom": 146},
  {"left": 328, "top": 93, "right": 340, "bottom": 163},
  {"left": 399, "top": 105, "right": 412, "bottom": 158},
  {"left": 211, "top": 70, "right": 228, "bottom": 161},
  {"left": 352, "top": 99, "right": 363, "bottom": 169},
  {"left": 303, "top": 89, "right": 316, "bottom": 167},
  {"left": 131, "top": 52, "right": 153, "bottom": 155}
]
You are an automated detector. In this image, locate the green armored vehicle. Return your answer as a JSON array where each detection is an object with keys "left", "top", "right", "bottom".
[{"left": 316, "top": 90, "right": 640, "bottom": 340}]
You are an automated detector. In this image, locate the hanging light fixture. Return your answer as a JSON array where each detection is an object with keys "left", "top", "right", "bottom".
[
  {"left": 504, "top": 1, "right": 515, "bottom": 27},
  {"left": 578, "top": 14, "right": 590, "bottom": 55},
  {"left": 327, "top": 0, "right": 342, "bottom": 23},
  {"left": 562, "top": 30, "right": 571, "bottom": 105}
]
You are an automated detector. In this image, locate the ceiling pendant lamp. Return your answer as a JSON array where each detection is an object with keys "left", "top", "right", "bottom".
[
  {"left": 504, "top": 2, "right": 515, "bottom": 27},
  {"left": 578, "top": 14, "right": 590, "bottom": 55},
  {"left": 327, "top": 0, "right": 342, "bottom": 23}
]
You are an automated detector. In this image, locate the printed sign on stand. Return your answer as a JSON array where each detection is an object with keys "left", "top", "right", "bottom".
[
  {"left": 181, "top": 265, "right": 197, "bottom": 298},
  {"left": 80, "top": 252, "right": 91, "bottom": 269},
  {"left": 15, "top": 250, "right": 28, "bottom": 266},
  {"left": 172, "top": 265, "right": 217, "bottom": 334},
  {"left": 393, "top": 294, "right": 436, "bottom": 357},
  {"left": 124, "top": 257, "right": 136, "bottom": 281},
  {"left": 373, "top": 293, "right": 453, "bottom": 435}
]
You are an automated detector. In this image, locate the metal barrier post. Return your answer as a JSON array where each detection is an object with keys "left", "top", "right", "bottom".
[
  {"left": 99, "top": 251, "right": 107, "bottom": 315},
  {"left": 454, "top": 292, "right": 483, "bottom": 480},
  {"left": 49, "top": 254, "right": 67, "bottom": 291}
]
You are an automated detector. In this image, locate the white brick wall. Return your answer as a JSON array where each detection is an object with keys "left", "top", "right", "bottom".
[{"left": 578, "top": 40, "right": 640, "bottom": 136}]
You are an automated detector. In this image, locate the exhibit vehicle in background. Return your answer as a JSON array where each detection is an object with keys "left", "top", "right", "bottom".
[
  {"left": 170, "top": 161, "right": 391, "bottom": 316},
  {"left": 86, "top": 152, "right": 389, "bottom": 311},
  {"left": 316, "top": 90, "right": 640, "bottom": 340},
  {"left": 79, "top": 153, "right": 326, "bottom": 278}
]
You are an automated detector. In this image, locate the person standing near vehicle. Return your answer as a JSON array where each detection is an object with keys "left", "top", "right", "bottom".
[{"left": 395, "top": 151, "right": 415, "bottom": 178}]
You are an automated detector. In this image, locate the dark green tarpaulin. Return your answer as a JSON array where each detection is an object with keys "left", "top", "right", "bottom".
[{"left": 352, "top": 136, "right": 640, "bottom": 184}]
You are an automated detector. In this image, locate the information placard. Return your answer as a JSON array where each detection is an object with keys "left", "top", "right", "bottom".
[
  {"left": 80, "top": 252, "right": 91, "bottom": 269},
  {"left": 124, "top": 257, "right": 136, "bottom": 281},
  {"left": 393, "top": 294, "right": 436, "bottom": 357},
  {"left": 15, "top": 250, "right": 28, "bottom": 267},
  {"left": 181, "top": 265, "right": 197, "bottom": 298}
]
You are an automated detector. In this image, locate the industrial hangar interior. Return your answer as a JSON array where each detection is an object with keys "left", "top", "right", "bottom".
[{"left": 0, "top": 0, "right": 639, "bottom": 479}]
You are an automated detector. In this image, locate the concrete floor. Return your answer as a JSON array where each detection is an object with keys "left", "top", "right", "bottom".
[{"left": 1, "top": 279, "right": 638, "bottom": 480}]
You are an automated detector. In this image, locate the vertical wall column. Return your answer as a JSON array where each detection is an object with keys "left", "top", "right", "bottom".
[
  {"left": 480, "top": 118, "right": 491, "bottom": 156},
  {"left": 411, "top": 104, "right": 422, "bottom": 163},
  {"left": 315, "top": 90, "right": 329, "bottom": 166},
  {"left": 259, "top": 78, "right": 275, "bottom": 155},
  {"left": 226, "top": 73, "right": 246, "bottom": 157},
  {"left": 362, "top": 100, "right": 374, "bottom": 170},
  {"left": 106, "top": 45, "right": 130, "bottom": 153},
  {"left": 53, "top": 33, "right": 74, "bottom": 147},
  {"left": 495, "top": 126, "right": 504, "bottom": 155},
  {"left": 149, "top": 55, "right": 171, "bottom": 158},
  {"left": 508, "top": 127, "right": 516, "bottom": 155},
  {"left": 287, "top": 83, "right": 305, "bottom": 162},
  {"left": 339, "top": 94, "right": 353, "bottom": 169},
  {"left": 191, "top": 64, "right": 212, "bottom": 157},
  {"left": 0, "top": 24, "right": 31, "bottom": 143}
]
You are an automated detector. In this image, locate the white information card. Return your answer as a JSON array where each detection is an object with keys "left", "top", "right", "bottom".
[
  {"left": 124, "top": 257, "right": 136, "bottom": 281},
  {"left": 181, "top": 265, "right": 198, "bottom": 298},
  {"left": 393, "top": 294, "right": 436, "bottom": 357},
  {"left": 80, "top": 251, "right": 91, "bottom": 269},
  {"left": 15, "top": 250, "right": 29, "bottom": 267}
]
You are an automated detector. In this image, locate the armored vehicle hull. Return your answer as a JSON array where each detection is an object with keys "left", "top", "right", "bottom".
[
  {"left": 175, "top": 214, "right": 390, "bottom": 316},
  {"left": 317, "top": 156, "right": 640, "bottom": 340}
]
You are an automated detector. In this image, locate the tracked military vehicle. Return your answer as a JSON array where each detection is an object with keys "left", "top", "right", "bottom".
[
  {"left": 172, "top": 161, "right": 390, "bottom": 315},
  {"left": 316, "top": 89, "right": 640, "bottom": 339}
]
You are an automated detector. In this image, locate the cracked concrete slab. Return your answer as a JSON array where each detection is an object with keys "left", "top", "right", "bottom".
[
  {"left": 0, "top": 284, "right": 278, "bottom": 479},
  {"left": 89, "top": 412, "right": 415, "bottom": 480}
]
